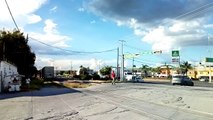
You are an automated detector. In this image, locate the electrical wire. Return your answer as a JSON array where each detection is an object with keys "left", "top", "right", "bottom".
[
  {"left": 30, "top": 37, "right": 117, "bottom": 54},
  {"left": 124, "top": 44, "right": 147, "bottom": 51},
  {"left": 5, "top": 0, "right": 117, "bottom": 55},
  {"left": 119, "top": 1, "right": 213, "bottom": 42},
  {"left": 172, "top": 2, "right": 213, "bottom": 20},
  {"left": 4, "top": 0, "right": 19, "bottom": 31}
]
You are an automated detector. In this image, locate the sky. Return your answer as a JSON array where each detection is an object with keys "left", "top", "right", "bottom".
[{"left": 1, "top": 0, "right": 213, "bottom": 70}]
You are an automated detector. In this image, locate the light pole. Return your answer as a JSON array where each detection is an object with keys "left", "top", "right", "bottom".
[
  {"left": 117, "top": 47, "right": 119, "bottom": 80},
  {"left": 208, "top": 36, "right": 212, "bottom": 83},
  {"left": 119, "top": 40, "right": 125, "bottom": 81}
]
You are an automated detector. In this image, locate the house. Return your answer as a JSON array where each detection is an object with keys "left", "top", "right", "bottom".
[{"left": 157, "top": 65, "right": 174, "bottom": 78}]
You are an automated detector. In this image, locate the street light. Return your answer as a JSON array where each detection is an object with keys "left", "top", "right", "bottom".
[{"left": 208, "top": 36, "right": 212, "bottom": 83}]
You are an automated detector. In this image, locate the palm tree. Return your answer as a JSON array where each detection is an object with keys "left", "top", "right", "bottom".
[
  {"left": 140, "top": 65, "right": 149, "bottom": 77},
  {"left": 164, "top": 63, "right": 172, "bottom": 78},
  {"left": 180, "top": 61, "right": 192, "bottom": 75},
  {"left": 150, "top": 67, "right": 161, "bottom": 78}
]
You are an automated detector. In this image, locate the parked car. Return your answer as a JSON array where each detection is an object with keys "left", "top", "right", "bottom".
[
  {"left": 171, "top": 75, "right": 194, "bottom": 86},
  {"left": 199, "top": 76, "right": 209, "bottom": 82},
  {"left": 124, "top": 72, "right": 133, "bottom": 81},
  {"left": 133, "top": 76, "right": 144, "bottom": 82}
]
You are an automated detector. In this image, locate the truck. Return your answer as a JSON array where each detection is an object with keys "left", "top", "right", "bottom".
[
  {"left": 0, "top": 61, "right": 22, "bottom": 92},
  {"left": 41, "top": 66, "right": 54, "bottom": 79}
]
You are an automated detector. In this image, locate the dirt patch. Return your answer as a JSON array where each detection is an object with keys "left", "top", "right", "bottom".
[{"left": 63, "top": 82, "right": 92, "bottom": 88}]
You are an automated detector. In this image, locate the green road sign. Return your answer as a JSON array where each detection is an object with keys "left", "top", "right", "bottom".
[
  {"left": 205, "top": 57, "right": 213, "bottom": 62},
  {"left": 172, "top": 50, "right": 179, "bottom": 57}
]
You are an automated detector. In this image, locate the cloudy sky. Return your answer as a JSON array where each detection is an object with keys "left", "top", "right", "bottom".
[{"left": 1, "top": 0, "right": 213, "bottom": 70}]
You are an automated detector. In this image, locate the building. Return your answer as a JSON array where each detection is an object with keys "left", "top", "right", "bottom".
[
  {"left": 0, "top": 61, "right": 21, "bottom": 92},
  {"left": 41, "top": 66, "right": 54, "bottom": 79}
]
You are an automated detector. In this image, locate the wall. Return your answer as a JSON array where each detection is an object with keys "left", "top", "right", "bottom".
[{"left": 0, "top": 61, "right": 18, "bottom": 92}]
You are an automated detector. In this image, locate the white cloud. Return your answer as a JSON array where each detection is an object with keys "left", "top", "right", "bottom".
[
  {"left": 35, "top": 57, "right": 117, "bottom": 70},
  {"left": 114, "top": 17, "right": 209, "bottom": 51},
  {"left": 43, "top": 19, "right": 57, "bottom": 34},
  {"left": 29, "top": 19, "right": 70, "bottom": 53},
  {"left": 204, "top": 24, "right": 213, "bottom": 28},
  {"left": 0, "top": 0, "right": 47, "bottom": 28},
  {"left": 86, "top": 0, "right": 213, "bottom": 52},
  {"left": 50, "top": 6, "right": 57, "bottom": 13},
  {"left": 27, "top": 14, "right": 42, "bottom": 24}
]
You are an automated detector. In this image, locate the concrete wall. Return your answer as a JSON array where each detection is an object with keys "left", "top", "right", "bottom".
[{"left": 0, "top": 61, "right": 18, "bottom": 92}]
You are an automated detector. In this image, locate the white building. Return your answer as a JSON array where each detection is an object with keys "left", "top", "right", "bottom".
[{"left": 0, "top": 61, "right": 21, "bottom": 92}]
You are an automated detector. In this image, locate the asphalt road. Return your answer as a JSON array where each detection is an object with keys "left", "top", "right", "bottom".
[
  {"left": 143, "top": 79, "right": 213, "bottom": 88},
  {"left": 0, "top": 82, "right": 213, "bottom": 120}
]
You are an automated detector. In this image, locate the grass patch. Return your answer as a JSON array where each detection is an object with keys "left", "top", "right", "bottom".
[
  {"left": 63, "top": 82, "right": 92, "bottom": 88},
  {"left": 28, "top": 78, "right": 44, "bottom": 90}
]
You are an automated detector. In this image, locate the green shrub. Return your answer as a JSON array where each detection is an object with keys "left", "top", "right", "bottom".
[
  {"left": 79, "top": 74, "right": 92, "bottom": 80},
  {"left": 29, "top": 78, "right": 44, "bottom": 90},
  {"left": 92, "top": 73, "right": 100, "bottom": 80}
]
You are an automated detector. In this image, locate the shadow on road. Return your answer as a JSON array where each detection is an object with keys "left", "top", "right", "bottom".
[{"left": 0, "top": 87, "right": 81, "bottom": 100}]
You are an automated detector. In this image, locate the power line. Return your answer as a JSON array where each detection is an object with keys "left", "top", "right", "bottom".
[
  {"left": 5, "top": 0, "right": 116, "bottom": 55},
  {"left": 124, "top": 44, "right": 147, "bottom": 51},
  {"left": 30, "top": 37, "right": 117, "bottom": 54},
  {"left": 4, "top": 0, "right": 19, "bottom": 31},
  {"left": 173, "top": 2, "right": 213, "bottom": 20},
  {"left": 119, "top": 1, "right": 213, "bottom": 42},
  {"left": 159, "top": 1, "right": 213, "bottom": 27}
]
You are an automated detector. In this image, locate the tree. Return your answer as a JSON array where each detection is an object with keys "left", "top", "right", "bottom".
[
  {"left": 163, "top": 63, "right": 171, "bottom": 78},
  {"left": 180, "top": 61, "right": 192, "bottom": 75},
  {"left": 100, "top": 66, "right": 112, "bottom": 77},
  {"left": 0, "top": 30, "right": 36, "bottom": 77},
  {"left": 79, "top": 65, "right": 92, "bottom": 80},
  {"left": 79, "top": 65, "right": 88, "bottom": 75},
  {"left": 140, "top": 65, "right": 149, "bottom": 77},
  {"left": 151, "top": 67, "right": 161, "bottom": 77}
]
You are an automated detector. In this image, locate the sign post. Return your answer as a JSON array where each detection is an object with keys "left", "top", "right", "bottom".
[
  {"left": 171, "top": 50, "right": 180, "bottom": 66},
  {"left": 172, "top": 50, "right": 179, "bottom": 57}
]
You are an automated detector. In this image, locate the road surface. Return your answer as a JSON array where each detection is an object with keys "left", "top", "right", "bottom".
[{"left": 0, "top": 82, "right": 213, "bottom": 120}]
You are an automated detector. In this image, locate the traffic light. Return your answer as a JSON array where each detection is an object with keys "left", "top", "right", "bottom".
[{"left": 153, "top": 50, "right": 162, "bottom": 54}]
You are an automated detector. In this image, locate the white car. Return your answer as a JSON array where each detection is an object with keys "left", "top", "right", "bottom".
[
  {"left": 124, "top": 72, "right": 133, "bottom": 81},
  {"left": 133, "top": 76, "right": 144, "bottom": 82},
  {"left": 199, "top": 76, "right": 209, "bottom": 82},
  {"left": 171, "top": 75, "right": 194, "bottom": 86}
]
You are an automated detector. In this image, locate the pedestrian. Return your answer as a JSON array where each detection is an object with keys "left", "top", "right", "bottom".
[{"left": 111, "top": 71, "right": 116, "bottom": 85}]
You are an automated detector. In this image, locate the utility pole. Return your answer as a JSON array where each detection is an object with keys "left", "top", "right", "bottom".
[
  {"left": 119, "top": 40, "right": 125, "bottom": 81},
  {"left": 208, "top": 36, "right": 212, "bottom": 83},
  {"left": 132, "top": 57, "right": 135, "bottom": 73},
  {"left": 70, "top": 61, "right": 73, "bottom": 71},
  {"left": 117, "top": 47, "right": 119, "bottom": 80}
]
